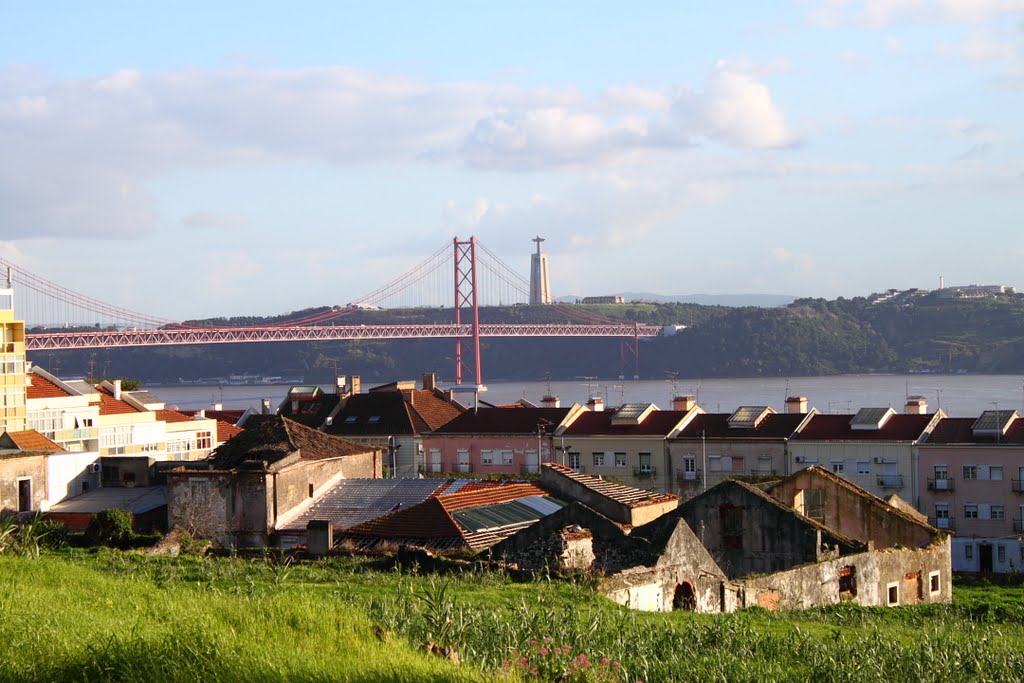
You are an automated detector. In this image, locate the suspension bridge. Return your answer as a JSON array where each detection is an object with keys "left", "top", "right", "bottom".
[{"left": 6, "top": 237, "right": 664, "bottom": 385}]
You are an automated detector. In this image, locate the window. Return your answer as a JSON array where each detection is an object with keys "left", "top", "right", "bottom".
[
  {"left": 592, "top": 452, "right": 605, "bottom": 467},
  {"left": 887, "top": 582, "right": 899, "bottom": 606},
  {"left": 929, "top": 571, "right": 941, "bottom": 594},
  {"left": 501, "top": 450, "right": 514, "bottom": 465},
  {"left": 638, "top": 452, "right": 652, "bottom": 473},
  {"left": 568, "top": 452, "right": 580, "bottom": 471},
  {"left": 831, "top": 461, "right": 845, "bottom": 475},
  {"left": 963, "top": 465, "right": 978, "bottom": 480},
  {"left": 990, "top": 465, "right": 1004, "bottom": 481},
  {"left": 964, "top": 505, "right": 978, "bottom": 519},
  {"left": 196, "top": 431, "right": 212, "bottom": 450},
  {"left": 368, "top": 416, "right": 381, "bottom": 423},
  {"left": 614, "top": 452, "right": 627, "bottom": 468},
  {"left": 141, "top": 443, "right": 159, "bottom": 452},
  {"left": 720, "top": 503, "right": 744, "bottom": 550},
  {"left": 839, "top": 566, "right": 857, "bottom": 597},
  {"left": 806, "top": 489, "right": 825, "bottom": 521},
  {"left": 857, "top": 461, "right": 870, "bottom": 476},
  {"left": 934, "top": 465, "right": 949, "bottom": 479},
  {"left": 992, "top": 505, "right": 1005, "bottom": 520},
  {"left": 998, "top": 545, "right": 1007, "bottom": 563},
  {"left": 481, "top": 450, "right": 493, "bottom": 465},
  {"left": 965, "top": 544, "right": 974, "bottom": 560}
]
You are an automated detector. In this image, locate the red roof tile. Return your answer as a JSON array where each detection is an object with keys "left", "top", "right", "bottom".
[
  {"left": 675, "top": 413, "right": 808, "bottom": 440},
  {"left": 793, "top": 413, "right": 935, "bottom": 442},
  {"left": 26, "top": 374, "right": 70, "bottom": 400},
  {"left": 216, "top": 421, "right": 244, "bottom": 444},
  {"left": 156, "top": 409, "right": 193, "bottom": 423},
  {"left": 926, "top": 417, "right": 1024, "bottom": 445},
  {"left": 94, "top": 391, "right": 141, "bottom": 415},
  {"left": 561, "top": 410, "right": 688, "bottom": 437},
  {"left": 431, "top": 407, "right": 571, "bottom": 435},
  {"left": 4, "top": 430, "right": 62, "bottom": 451}
]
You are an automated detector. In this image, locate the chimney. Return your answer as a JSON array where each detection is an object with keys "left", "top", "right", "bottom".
[
  {"left": 587, "top": 397, "right": 604, "bottom": 412},
  {"left": 672, "top": 395, "right": 696, "bottom": 412},
  {"left": 422, "top": 373, "right": 436, "bottom": 392},
  {"left": 905, "top": 396, "right": 928, "bottom": 415},
  {"left": 113, "top": 379, "right": 122, "bottom": 400},
  {"left": 211, "top": 402, "right": 223, "bottom": 411},
  {"left": 347, "top": 375, "right": 361, "bottom": 396},
  {"left": 335, "top": 375, "right": 346, "bottom": 395},
  {"left": 402, "top": 389, "right": 414, "bottom": 405},
  {"left": 541, "top": 395, "right": 560, "bottom": 408},
  {"left": 196, "top": 409, "right": 206, "bottom": 419},
  {"left": 785, "top": 396, "right": 808, "bottom": 414},
  {"left": 261, "top": 398, "right": 271, "bottom": 415}
]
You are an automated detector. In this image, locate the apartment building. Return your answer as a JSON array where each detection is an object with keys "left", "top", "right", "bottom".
[
  {"left": 919, "top": 410, "right": 1024, "bottom": 572},
  {"left": 788, "top": 399, "right": 943, "bottom": 503}
]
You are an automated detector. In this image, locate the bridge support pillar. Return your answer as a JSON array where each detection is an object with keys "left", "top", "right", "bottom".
[{"left": 453, "top": 237, "right": 482, "bottom": 386}]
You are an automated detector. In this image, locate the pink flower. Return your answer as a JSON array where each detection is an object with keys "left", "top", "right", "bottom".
[
  {"left": 539, "top": 648, "right": 549, "bottom": 655},
  {"left": 613, "top": 661, "right": 621, "bottom": 668},
  {"left": 529, "top": 640, "right": 538, "bottom": 647},
  {"left": 601, "top": 657, "right": 610, "bottom": 665}
]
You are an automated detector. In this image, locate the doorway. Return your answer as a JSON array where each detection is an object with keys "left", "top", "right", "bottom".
[
  {"left": 979, "top": 544, "right": 994, "bottom": 572},
  {"left": 673, "top": 581, "right": 696, "bottom": 610},
  {"left": 17, "top": 478, "right": 31, "bottom": 512}
]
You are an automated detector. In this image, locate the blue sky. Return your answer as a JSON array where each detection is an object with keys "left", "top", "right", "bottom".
[{"left": 1, "top": 1, "right": 1022, "bottom": 321}]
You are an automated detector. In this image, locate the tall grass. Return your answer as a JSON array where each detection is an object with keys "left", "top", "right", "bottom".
[{"left": 3, "top": 551, "right": 1024, "bottom": 682}]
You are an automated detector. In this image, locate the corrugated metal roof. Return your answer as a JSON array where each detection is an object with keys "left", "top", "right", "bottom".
[
  {"left": 47, "top": 486, "right": 166, "bottom": 514},
  {"left": 451, "top": 496, "right": 564, "bottom": 532}
]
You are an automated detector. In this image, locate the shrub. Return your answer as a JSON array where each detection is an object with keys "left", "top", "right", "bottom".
[{"left": 85, "top": 509, "right": 135, "bottom": 548}]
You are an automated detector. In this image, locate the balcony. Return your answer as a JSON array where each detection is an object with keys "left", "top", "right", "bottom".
[
  {"left": 633, "top": 466, "right": 657, "bottom": 478},
  {"left": 928, "top": 516, "right": 955, "bottom": 532},
  {"left": 877, "top": 475, "right": 904, "bottom": 490},
  {"left": 455, "top": 463, "right": 473, "bottom": 474},
  {"left": 675, "top": 468, "right": 702, "bottom": 483},
  {"left": 927, "top": 477, "right": 955, "bottom": 492},
  {"left": 1015, "top": 518, "right": 1024, "bottom": 534},
  {"left": 1013, "top": 480, "right": 1024, "bottom": 494}
]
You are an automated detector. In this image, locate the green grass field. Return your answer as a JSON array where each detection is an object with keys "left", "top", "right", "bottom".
[{"left": 2, "top": 550, "right": 1024, "bottom": 682}]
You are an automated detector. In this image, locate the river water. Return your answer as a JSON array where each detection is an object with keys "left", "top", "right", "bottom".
[{"left": 151, "top": 374, "right": 1024, "bottom": 418}]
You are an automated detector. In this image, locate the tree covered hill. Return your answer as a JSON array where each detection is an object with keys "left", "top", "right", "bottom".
[{"left": 30, "top": 292, "right": 1024, "bottom": 382}]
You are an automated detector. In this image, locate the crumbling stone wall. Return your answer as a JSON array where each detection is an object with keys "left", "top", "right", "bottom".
[{"left": 737, "top": 535, "right": 952, "bottom": 610}]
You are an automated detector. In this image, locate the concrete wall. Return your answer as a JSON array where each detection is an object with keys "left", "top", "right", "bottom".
[
  {"left": 669, "top": 439, "right": 787, "bottom": 493},
  {"left": 737, "top": 536, "right": 952, "bottom": 610},
  {"left": 768, "top": 470, "right": 934, "bottom": 548},
  {"left": 0, "top": 454, "right": 47, "bottom": 515},
  {"left": 561, "top": 436, "right": 671, "bottom": 492},
  {"left": 680, "top": 483, "right": 853, "bottom": 579},
  {"left": 44, "top": 451, "right": 100, "bottom": 508}
]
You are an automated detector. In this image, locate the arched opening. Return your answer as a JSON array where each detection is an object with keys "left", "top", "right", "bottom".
[{"left": 673, "top": 581, "right": 696, "bottom": 611}]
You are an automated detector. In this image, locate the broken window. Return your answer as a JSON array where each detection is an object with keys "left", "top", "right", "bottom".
[
  {"left": 720, "top": 503, "right": 744, "bottom": 550},
  {"left": 839, "top": 565, "right": 857, "bottom": 597},
  {"left": 929, "top": 571, "right": 941, "bottom": 594},
  {"left": 806, "top": 489, "right": 825, "bottom": 521}
]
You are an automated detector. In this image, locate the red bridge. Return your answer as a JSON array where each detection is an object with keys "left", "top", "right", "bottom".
[{"left": 8, "top": 237, "right": 663, "bottom": 385}]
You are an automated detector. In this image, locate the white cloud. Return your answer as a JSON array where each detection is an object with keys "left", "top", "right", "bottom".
[
  {"left": 673, "top": 61, "right": 797, "bottom": 148},
  {"left": 0, "top": 63, "right": 797, "bottom": 240}
]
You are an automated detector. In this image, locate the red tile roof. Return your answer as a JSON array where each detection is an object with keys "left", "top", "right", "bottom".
[
  {"left": 3, "top": 430, "right": 62, "bottom": 451},
  {"left": 543, "top": 463, "right": 678, "bottom": 508},
  {"left": 431, "top": 407, "right": 571, "bottom": 435},
  {"left": 156, "top": 409, "right": 193, "bottom": 423},
  {"left": 925, "top": 416, "right": 1024, "bottom": 445},
  {"left": 208, "top": 416, "right": 373, "bottom": 469},
  {"left": 793, "top": 413, "right": 935, "bottom": 442},
  {"left": 216, "top": 420, "right": 244, "bottom": 444},
  {"left": 561, "top": 410, "right": 688, "bottom": 437},
  {"left": 675, "top": 413, "right": 808, "bottom": 440},
  {"left": 407, "top": 390, "right": 463, "bottom": 431},
  {"left": 26, "top": 374, "right": 70, "bottom": 400},
  {"left": 93, "top": 389, "right": 142, "bottom": 415}
]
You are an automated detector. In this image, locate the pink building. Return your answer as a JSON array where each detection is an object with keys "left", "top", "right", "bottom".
[
  {"left": 421, "top": 406, "right": 581, "bottom": 475},
  {"left": 919, "top": 410, "right": 1024, "bottom": 573}
]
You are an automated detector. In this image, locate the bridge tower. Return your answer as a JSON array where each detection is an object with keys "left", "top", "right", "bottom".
[{"left": 453, "top": 237, "right": 482, "bottom": 386}]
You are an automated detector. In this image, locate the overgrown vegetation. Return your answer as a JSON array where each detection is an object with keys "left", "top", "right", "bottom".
[{"left": 2, "top": 550, "right": 1024, "bottom": 682}]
